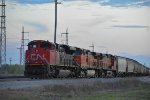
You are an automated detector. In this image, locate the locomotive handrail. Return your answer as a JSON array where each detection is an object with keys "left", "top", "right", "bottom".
[{"left": 25, "top": 55, "right": 31, "bottom": 64}]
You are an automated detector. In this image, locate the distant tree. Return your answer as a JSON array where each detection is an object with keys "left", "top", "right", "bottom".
[{"left": 0, "top": 64, "right": 24, "bottom": 75}]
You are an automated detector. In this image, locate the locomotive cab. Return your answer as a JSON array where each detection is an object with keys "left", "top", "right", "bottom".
[
  {"left": 74, "top": 48, "right": 89, "bottom": 68},
  {"left": 58, "top": 44, "right": 76, "bottom": 67},
  {"left": 26, "top": 40, "right": 56, "bottom": 65},
  {"left": 90, "top": 52, "right": 98, "bottom": 68}
]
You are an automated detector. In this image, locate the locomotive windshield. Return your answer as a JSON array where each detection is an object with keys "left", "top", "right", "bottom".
[
  {"left": 75, "top": 50, "right": 82, "bottom": 55},
  {"left": 28, "top": 40, "right": 56, "bottom": 50},
  {"left": 59, "top": 45, "right": 75, "bottom": 54},
  {"left": 74, "top": 48, "right": 82, "bottom": 55},
  {"left": 28, "top": 41, "right": 37, "bottom": 50},
  {"left": 40, "top": 42, "right": 50, "bottom": 49},
  {"left": 40, "top": 41, "right": 55, "bottom": 50}
]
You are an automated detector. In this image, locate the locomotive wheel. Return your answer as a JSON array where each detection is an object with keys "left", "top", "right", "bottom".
[
  {"left": 84, "top": 70, "right": 87, "bottom": 78},
  {"left": 101, "top": 70, "right": 107, "bottom": 78},
  {"left": 112, "top": 71, "right": 117, "bottom": 77},
  {"left": 80, "top": 69, "right": 87, "bottom": 78},
  {"left": 46, "top": 66, "right": 59, "bottom": 78},
  {"left": 52, "top": 69, "right": 59, "bottom": 78},
  {"left": 75, "top": 68, "right": 81, "bottom": 78},
  {"left": 97, "top": 69, "right": 103, "bottom": 78}
]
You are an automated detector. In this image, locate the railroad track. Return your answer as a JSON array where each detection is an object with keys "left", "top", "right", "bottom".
[
  {"left": 0, "top": 75, "right": 26, "bottom": 79},
  {"left": 0, "top": 75, "right": 149, "bottom": 82},
  {"left": 0, "top": 75, "right": 31, "bottom": 82},
  {"left": 0, "top": 75, "right": 111, "bottom": 82}
]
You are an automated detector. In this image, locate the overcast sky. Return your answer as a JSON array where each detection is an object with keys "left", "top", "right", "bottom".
[{"left": 5, "top": 0, "right": 150, "bottom": 67}]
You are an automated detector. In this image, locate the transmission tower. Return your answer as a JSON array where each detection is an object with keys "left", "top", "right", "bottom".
[
  {"left": 89, "top": 43, "right": 94, "bottom": 52},
  {"left": 0, "top": 0, "right": 6, "bottom": 67},
  {"left": 17, "top": 27, "right": 29, "bottom": 65},
  {"left": 61, "top": 28, "right": 69, "bottom": 45}
]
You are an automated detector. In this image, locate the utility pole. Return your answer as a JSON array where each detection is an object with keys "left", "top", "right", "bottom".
[
  {"left": 0, "top": 0, "right": 6, "bottom": 67},
  {"left": 9, "top": 58, "right": 12, "bottom": 65},
  {"left": 89, "top": 43, "right": 94, "bottom": 52},
  {"left": 54, "top": 0, "right": 61, "bottom": 43},
  {"left": 21, "top": 27, "right": 29, "bottom": 65},
  {"left": 54, "top": 0, "right": 57, "bottom": 43},
  {"left": 17, "top": 47, "right": 22, "bottom": 65},
  {"left": 61, "top": 28, "right": 69, "bottom": 45}
]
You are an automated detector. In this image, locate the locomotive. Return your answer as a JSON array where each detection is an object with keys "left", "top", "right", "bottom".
[{"left": 24, "top": 40, "right": 150, "bottom": 78}]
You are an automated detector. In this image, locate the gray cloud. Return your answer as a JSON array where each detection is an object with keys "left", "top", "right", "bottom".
[
  {"left": 5, "top": 0, "right": 150, "bottom": 66},
  {"left": 24, "top": 21, "right": 49, "bottom": 33},
  {"left": 112, "top": 25, "right": 149, "bottom": 28}
]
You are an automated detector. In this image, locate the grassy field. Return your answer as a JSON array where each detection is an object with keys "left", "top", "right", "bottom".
[
  {"left": 0, "top": 77, "right": 150, "bottom": 100},
  {"left": 62, "top": 85, "right": 150, "bottom": 100}
]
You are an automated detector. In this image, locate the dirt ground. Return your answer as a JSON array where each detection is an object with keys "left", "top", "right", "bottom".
[{"left": 0, "top": 76, "right": 150, "bottom": 100}]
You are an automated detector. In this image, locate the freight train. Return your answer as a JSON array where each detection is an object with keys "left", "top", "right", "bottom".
[{"left": 24, "top": 40, "right": 150, "bottom": 78}]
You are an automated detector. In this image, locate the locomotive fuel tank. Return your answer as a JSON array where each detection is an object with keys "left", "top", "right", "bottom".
[
  {"left": 57, "top": 70, "right": 72, "bottom": 77},
  {"left": 86, "top": 70, "right": 96, "bottom": 77}
]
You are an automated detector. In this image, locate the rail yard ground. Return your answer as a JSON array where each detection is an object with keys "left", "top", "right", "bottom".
[{"left": 0, "top": 76, "right": 150, "bottom": 100}]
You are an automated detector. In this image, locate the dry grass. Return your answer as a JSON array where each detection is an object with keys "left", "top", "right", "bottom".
[
  {"left": 42, "top": 78, "right": 147, "bottom": 96},
  {"left": 0, "top": 77, "right": 150, "bottom": 100}
]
